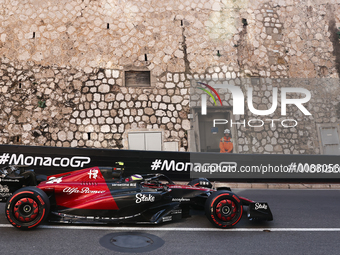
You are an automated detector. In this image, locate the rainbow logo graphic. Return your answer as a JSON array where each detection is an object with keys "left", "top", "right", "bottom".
[{"left": 197, "top": 82, "right": 223, "bottom": 115}]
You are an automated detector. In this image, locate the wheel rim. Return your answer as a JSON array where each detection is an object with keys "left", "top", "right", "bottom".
[
  {"left": 215, "top": 199, "right": 237, "bottom": 222},
  {"left": 13, "top": 198, "right": 39, "bottom": 222}
]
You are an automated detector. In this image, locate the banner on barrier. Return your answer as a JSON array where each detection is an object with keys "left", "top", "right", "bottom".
[{"left": 0, "top": 145, "right": 340, "bottom": 180}]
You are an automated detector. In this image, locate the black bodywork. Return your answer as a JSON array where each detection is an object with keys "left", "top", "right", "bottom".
[
  {"left": 1, "top": 165, "right": 273, "bottom": 229},
  {"left": 0, "top": 165, "right": 45, "bottom": 202}
]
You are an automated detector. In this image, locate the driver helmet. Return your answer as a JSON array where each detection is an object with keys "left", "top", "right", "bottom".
[
  {"left": 224, "top": 129, "right": 231, "bottom": 135},
  {"left": 125, "top": 174, "right": 143, "bottom": 182}
]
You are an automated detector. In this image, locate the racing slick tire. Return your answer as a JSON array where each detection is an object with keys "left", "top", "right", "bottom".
[
  {"left": 205, "top": 190, "right": 243, "bottom": 228},
  {"left": 5, "top": 187, "right": 50, "bottom": 230}
]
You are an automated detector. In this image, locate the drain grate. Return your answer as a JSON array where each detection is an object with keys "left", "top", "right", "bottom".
[{"left": 100, "top": 232, "right": 164, "bottom": 253}]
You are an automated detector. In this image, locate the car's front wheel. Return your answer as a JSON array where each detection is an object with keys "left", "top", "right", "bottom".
[
  {"left": 205, "top": 190, "right": 243, "bottom": 228},
  {"left": 6, "top": 187, "right": 50, "bottom": 230}
]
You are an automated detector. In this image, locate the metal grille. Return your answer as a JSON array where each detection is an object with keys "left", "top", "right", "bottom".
[{"left": 128, "top": 132, "right": 162, "bottom": 151}]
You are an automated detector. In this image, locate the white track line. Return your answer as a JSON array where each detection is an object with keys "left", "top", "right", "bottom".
[{"left": 1, "top": 224, "right": 340, "bottom": 231}]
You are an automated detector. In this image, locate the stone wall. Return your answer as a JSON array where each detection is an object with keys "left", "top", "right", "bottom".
[
  {"left": 0, "top": 62, "right": 191, "bottom": 150},
  {"left": 1, "top": 0, "right": 340, "bottom": 154}
]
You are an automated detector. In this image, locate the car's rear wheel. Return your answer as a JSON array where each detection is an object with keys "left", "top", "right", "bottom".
[
  {"left": 205, "top": 190, "right": 243, "bottom": 228},
  {"left": 6, "top": 187, "right": 50, "bottom": 230}
]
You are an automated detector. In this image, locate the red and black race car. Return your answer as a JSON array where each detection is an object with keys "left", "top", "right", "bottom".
[{"left": 0, "top": 164, "right": 272, "bottom": 230}]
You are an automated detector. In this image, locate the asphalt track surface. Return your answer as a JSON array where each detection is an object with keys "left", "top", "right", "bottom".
[{"left": 1, "top": 189, "right": 340, "bottom": 255}]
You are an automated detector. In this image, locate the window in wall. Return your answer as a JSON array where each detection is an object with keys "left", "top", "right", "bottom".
[{"left": 125, "top": 70, "right": 151, "bottom": 87}]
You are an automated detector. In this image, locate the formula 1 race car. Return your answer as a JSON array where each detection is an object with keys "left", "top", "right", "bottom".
[{"left": 0, "top": 164, "right": 272, "bottom": 230}]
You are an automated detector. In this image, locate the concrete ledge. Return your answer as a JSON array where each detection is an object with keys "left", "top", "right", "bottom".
[
  {"left": 251, "top": 183, "right": 268, "bottom": 189},
  {"left": 234, "top": 183, "right": 252, "bottom": 189},
  {"left": 288, "top": 184, "right": 312, "bottom": 189},
  {"left": 267, "top": 183, "right": 290, "bottom": 189}
]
